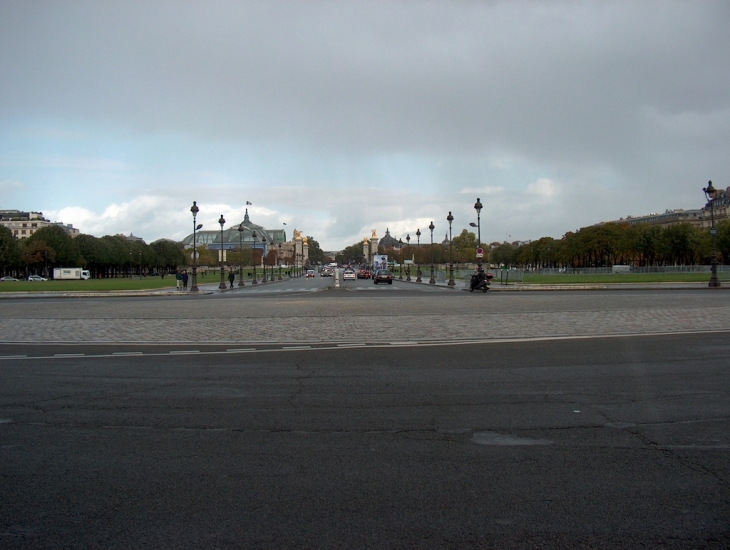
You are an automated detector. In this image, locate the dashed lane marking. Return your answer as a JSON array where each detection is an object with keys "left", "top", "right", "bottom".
[{"left": 0, "top": 330, "right": 727, "bottom": 362}]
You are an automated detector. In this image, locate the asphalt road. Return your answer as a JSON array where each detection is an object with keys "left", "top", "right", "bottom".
[{"left": 1, "top": 332, "right": 729, "bottom": 549}]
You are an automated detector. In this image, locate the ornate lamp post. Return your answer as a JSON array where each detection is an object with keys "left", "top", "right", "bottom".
[
  {"left": 218, "top": 215, "right": 227, "bottom": 290},
  {"left": 237, "top": 223, "right": 245, "bottom": 287},
  {"left": 416, "top": 229, "right": 422, "bottom": 282},
  {"left": 278, "top": 243, "right": 283, "bottom": 280},
  {"left": 139, "top": 251, "right": 142, "bottom": 279},
  {"left": 428, "top": 221, "right": 436, "bottom": 284},
  {"left": 447, "top": 211, "right": 455, "bottom": 287},
  {"left": 190, "top": 201, "right": 200, "bottom": 292},
  {"left": 129, "top": 250, "right": 132, "bottom": 279},
  {"left": 704, "top": 180, "right": 721, "bottom": 288},
  {"left": 474, "top": 197, "right": 483, "bottom": 270},
  {"left": 406, "top": 234, "right": 411, "bottom": 281},
  {"left": 398, "top": 238, "right": 404, "bottom": 280},
  {"left": 251, "top": 231, "right": 258, "bottom": 284},
  {"left": 261, "top": 236, "right": 268, "bottom": 283}
]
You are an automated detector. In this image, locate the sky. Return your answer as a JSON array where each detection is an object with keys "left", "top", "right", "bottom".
[{"left": 1, "top": 0, "right": 729, "bottom": 250}]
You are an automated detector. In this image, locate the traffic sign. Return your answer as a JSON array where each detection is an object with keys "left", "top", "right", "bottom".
[
  {"left": 710, "top": 227, "right": 718, "bottom": 236},
  {"left": 476, "top": 247, "right": 484, "bottom": 258}
]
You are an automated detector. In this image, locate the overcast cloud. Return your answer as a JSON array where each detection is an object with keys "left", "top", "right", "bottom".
[{"left": 1, "top": 0, "right": 729, "bottom": 249}]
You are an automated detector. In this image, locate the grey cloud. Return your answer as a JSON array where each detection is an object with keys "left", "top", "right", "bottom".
[{"left": 3, "top": 1, "right": 730, "bottom": 245}]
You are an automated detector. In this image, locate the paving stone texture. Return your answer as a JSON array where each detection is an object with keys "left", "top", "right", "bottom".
[{"left": 1, "top": 290, "right": 728, "bottom": 344}]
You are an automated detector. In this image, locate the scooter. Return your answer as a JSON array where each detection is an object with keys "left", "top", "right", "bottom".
[{"left": 469, "top": 271, "right": 493, "bottom": 292}]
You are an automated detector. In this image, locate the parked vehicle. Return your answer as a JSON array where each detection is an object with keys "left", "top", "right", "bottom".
[
  {"left": 373, "top": 269, "right": 393, "bottom": 284},
  {"left": 0, "top": 276, "right": 19, "bottom": 282},
  {"left": 53, "top": 268, "right": 90, "bottom": 280},
  {"left": 27, "top": 275, "right": 48, "bottom": 282},
  {"left": 469, "top": 270, "right": 493, "bottom": 292}
]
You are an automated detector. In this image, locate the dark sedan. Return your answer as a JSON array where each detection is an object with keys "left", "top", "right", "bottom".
[{"left": 373, "top": 269, "right": 393, "bottom": 285}]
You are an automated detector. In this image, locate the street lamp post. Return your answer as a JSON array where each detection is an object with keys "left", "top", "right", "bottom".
[
  {"left": 406, "top": 234, "right": 411, "bottom": 281},
  {"left": 218, "top": 215, "right": 227, "bottom": 290},
  {"left": 278, "top": 243, "right": 283, "bottom": 280},
  {"left": 416, "top": 229, "right": 422, "bottom": 282},
  {"left": 703, "top": 180, "right": 721, "bottom": 288},
  {"left": 251, "top": 231, "right": 258, "bottom": 284},
  {"left": 190, "top": 201, "right": 200, "bottom": 292},
  {"left": 261, "top": 236, "right": 267, "bottom": 283},
  {"left": 129, "top": 250, "right": 132, "bottom": 279},
  {"left": 237, "top": 224, "right": 245, "bottom": 287},
  {"left": 428, "top": 221, "right": 435, "bottom": 284},
  {"left": 139, "top": 251, "right": 142, "bottom": 279},
  {"left": 447, "top": 212, "right": 455, "bottom": 287},
  {"left": 474, "top": 197, "right": 483, "bottom": 270},
  {"left": 398, "top": 238, "right": 403, "bottom": 280}
]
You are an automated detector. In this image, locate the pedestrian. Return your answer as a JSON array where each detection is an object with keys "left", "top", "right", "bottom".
[
  {"left": 175, "top": 270, "right": 182, "bottom": 290},
  {"left": 182, "top": 271, "right": 188, "bottom": 290},
  {"left": 228, "top": 270, "right": 235, "bottom": 289}
]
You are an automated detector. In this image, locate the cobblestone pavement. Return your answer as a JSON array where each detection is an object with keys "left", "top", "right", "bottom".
[{"left": 1, "top": 289, "right": 728, "bottom": 344}]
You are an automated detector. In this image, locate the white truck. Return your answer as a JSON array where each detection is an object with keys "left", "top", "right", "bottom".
[{"left": 53, "top": 268, "right": 91, "bottom": 280}]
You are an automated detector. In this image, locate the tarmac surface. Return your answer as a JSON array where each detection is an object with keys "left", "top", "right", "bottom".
[{"left": 1, "top": 281, "right": 729, "bottom": 548}]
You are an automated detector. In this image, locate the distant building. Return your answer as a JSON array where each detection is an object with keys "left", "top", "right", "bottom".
[
  {"left": 180, "top": 209, "right": 307, "bottom": 266},
  {"left": 594, "top": 185, "right": 730, "bottom": 229},
  {"left": 0, "top": 210, "right": 80, "bottom": 239}
]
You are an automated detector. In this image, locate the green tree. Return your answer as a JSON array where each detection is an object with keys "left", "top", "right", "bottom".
[
  {"left": 306, "top": 237, "right": 326, "bottom": 265},
  {"left": 0, "top": 226, "right": 22, "bottom": 275},
  {"left": 452, "top": 230, "right": 478, "bottom": 262},
  {"left": 26, "top": 226, "right": 81, "bottom": 267},
  {"left": 336, "top": 241, "right": 364, "bottom": 265}
]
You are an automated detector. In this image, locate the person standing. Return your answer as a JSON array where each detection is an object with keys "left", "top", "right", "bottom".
[
  {"left": 182, "top": 271, "right": 189, "bottom": 290},
  {"left": 228, "top": 270, "right": 235, "bottom": 289},
  {"left": 175, "top": 271, "right": 182, "bottom": 290}
]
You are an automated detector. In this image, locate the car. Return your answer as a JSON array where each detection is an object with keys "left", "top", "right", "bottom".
[
  {"left": 0, "top": 276, "right": 19, "bottom": 282},
  {"left": 27, "top": 275, "right": 48, "bottom": 281},
  {"left": 357, "top": 269, "right": 371, "bottom": 279},
  {"left": 320, "top": 269, "right": 331, "bottom": 277},
  {"left": 373, "top": 269, "right": 393, "bottom": 284},
  {"left": 343, "top": 269, "right": 356, "bottom": 280},
  {"left": 306, "top": 270, "right": 315, "bottom": 278}
]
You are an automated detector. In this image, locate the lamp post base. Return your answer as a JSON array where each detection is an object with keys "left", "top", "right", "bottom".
[
  {"left": 429, "top": 265, "right": 435, "bottom": 285},
  {"left": 190, "top": 267, "right": 199, "bottom": 292},
  {"left": 447, "top": 263, "right": 455, "bottom": 287},
  {"left": 709, "top": 262, "right": 721, "bottom": 288}
]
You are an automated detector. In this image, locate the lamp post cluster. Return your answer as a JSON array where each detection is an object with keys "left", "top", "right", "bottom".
[{"left": 402, "top": 197, "right": 484, "bottom": 289}]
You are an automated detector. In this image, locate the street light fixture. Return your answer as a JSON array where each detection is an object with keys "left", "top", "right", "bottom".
[
  {"left": 474, "top": 197, "right": 483, "bottom": 270},
  {"left": 416, "top": 229, "right": 422, "bottom": 282},
  {"left": 237, "top": 223, "right": 245, "bottom": 287},
  {"left": 398, "top": 238, "right": 404, "bottom": 280},
  {"left": 428, "top": 221, "right": 435, "bottom": 284},
  {"left": 190, "top": 201, "right": 201, "bottom": 292},
  {"left": 261, "top": 236, "right": 268, "bottom": 283},
  {"left": 406, "top": 234, "right": 411, "bottom": 281},
  {"left": 703, "top": 180, "right": 721, "bottom": 288},
  {"left": 447, "top": 211, "right": 455, "bottom": 287},
  {"left": 251, "top": 231, "right": 258, "bottom": 284},
  {"left": 218, "top": 215, "right": 227, "bottom": 290}
]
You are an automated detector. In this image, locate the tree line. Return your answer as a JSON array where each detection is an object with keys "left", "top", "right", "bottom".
[
  {"left": 0, "top": 225, "right": 329, "bottom": 278},
  {"left": 336, "top": 221, "right": 730, "bottom": 269},
  {"left": 0, "top": 225, "right": 187, "bottom": 278}
]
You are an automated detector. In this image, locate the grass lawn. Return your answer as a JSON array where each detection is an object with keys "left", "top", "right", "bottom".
[
  {"left": 522, "top": 272, "right": 730, "bottom": 284},
  {"left": 0, "top": 269, "right": 281, "bottom": 292}
]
